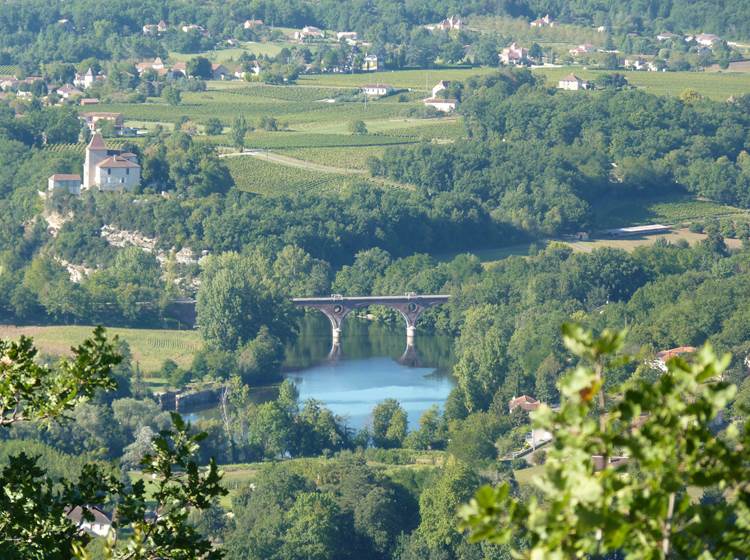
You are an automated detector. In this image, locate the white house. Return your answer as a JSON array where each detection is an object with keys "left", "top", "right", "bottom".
[
  {"left": 361, "top": 84, "right": 393, "bottom": 97},
  {"left": 500, "top": 42, "right": 528, "bottom": 65},
  {"left": 558, "top": 74, "right": 589, "bottom": 90},
  {"left": 211, "top": 63, "right": 232, "bottom": 80},
  {"left": 525, "top": 428, "right": 553, "bottom": 449},
  {"left": 83, "top": 133, "right": 141, "bottom": 192},
  {"left": 56, "top": 84, "right": 83, "bottom": 99},
  {"left": 435, "top": 16, "right": 463, "bottom": 31},
  {"left": 624, "top": 57, "right": 647, "bottom": 70},
  {"left": 66, "top": 506, "right": 112, "bottom": 538},
  {"left": 243, "top": 19, "right": 264, "bottom": 29},
  {"left": 569, "top": 43, "right": 596, "bottom": 56},
  {"left": 423, "top": 97, "right": 457, "bottom": 112},
  {"left": 657, "top": 31, "right": 680, "bottom": 41},
  {"left": 696, "top": 33, "right": 720, "bottom": 46},
  {"left": 530, "top": 14, "right": 554, "bottom": 28},
  {"left": 295, "top": 26, "right": 324, "bottom": 41},
  {"left": 181, "top": 24, "right": 206, "bottom": 33},
  {"left": 48, "top": 174, "right": 81, "bottom": 195},
  {"left": 362, "top": 54, "right": 379, "bottom": 72},
  {"left": 73, "top": 67, "right": 101, "bottom": 89},
  {"left": 80, "top": 112, "right": 124, "bottom": 133},
  {"left": 337, "top": 31, "right": 358, "bottom": 42}
]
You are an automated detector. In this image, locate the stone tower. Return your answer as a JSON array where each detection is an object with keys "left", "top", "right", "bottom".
[{"left": 83, "top": 132, "right": 108, "bottom": 190}]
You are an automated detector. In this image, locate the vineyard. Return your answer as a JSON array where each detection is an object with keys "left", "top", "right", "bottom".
[
  {"left": 244, "top": 131, "right": 416, "bottom": 150},
  {"left": 43, "top": 139, "right": 133, "bottom": 155},
  {"left": 225, "top": 155, "right": 372, "bottom": 196},
  {"left": 280, "top": 146, "right": 388, "bottom": 170}
]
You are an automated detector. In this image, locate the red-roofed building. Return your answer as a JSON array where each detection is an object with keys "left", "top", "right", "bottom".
[
  {"left": 651, "top": 346, "right": 697, "bottom": 372},
  {"left": 509, "top": 395, "right": 541, "bottom": 413},
  {"left": 48, "top": 174, "right": 81, "bottom": 195}
]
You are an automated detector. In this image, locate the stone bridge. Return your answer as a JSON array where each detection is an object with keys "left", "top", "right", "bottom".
[{"left": 292, "top": 294, "right": 451, "bottom": 362}]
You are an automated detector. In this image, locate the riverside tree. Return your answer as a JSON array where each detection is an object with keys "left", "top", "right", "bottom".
[{"left": 459, "top": 324, "right": 750, "bottom": 558}]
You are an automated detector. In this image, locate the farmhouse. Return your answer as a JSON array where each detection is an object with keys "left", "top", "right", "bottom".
[
  {"left": 79, "top": 98, "right": 100, "bottom": 106},
  {"left": 295, "top": 26, "right": 324, "bottom": 41},
  {"left": 500, "top": 42, "right": 528, "bottom": 65},
  {"left": 243, "top": 19, "right": 264, "bottom": 29},
  {"left": 336, "top": 31, "right": 358, "bottom": 42},
  {"left": 56, "top": 84, "right": 82, "bottom": 99},
  {"left": 603, "top": 224, "right": 671, "bottom": 237},
  {"left": 83, "top": 133, "right": 141, "bottom": 192},
  {"left": 509, "top": 395, "right": 541, "bottom": 413},
  {"left": 47, "top": 174, "right": 81, "bottom": 195},
  {"left": 557, "top": 74, "right": 589, "bottom": 90},
  {"left": 437, "top": 15, "right": 463, "bottom": 31},
  {"left": 361, "top": 84, "right": 393, "bottom": 96},
  {"left": 66, "top": 506, "right": 112, "bottom": 538},
  {"left": 530, "top": 14, "right": 555, "bottom": 28},
  {"left": 657, "top": 31, "right": 680, "bottom": 41},
  {"left": 362, "top": 54, "right": 379, "bottom": 72},
  {"left": 696, "top": 33, "right": 721, "bottom": 46},
  {"left": 211, "top": 63, "right": 232, "bottom": 80},
  {"left": 423, "top": 97, "right": 456, "bottom": 112},
  {"left": 136, "top": 57, "right": 167, "bottom": 75},
  {"left": 569, "top": 43, "right": 596, "bottom": 56},
  {"left": 80, "top": 112, "right": 124, "bottom": 133},
  {"left": 181, "top": 24, "right": 206, "bottom": 33}
]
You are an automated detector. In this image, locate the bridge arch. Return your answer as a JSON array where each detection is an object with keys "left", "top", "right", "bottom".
[{"left": 292, "top": 294, "right": 450, "bottom": 359}]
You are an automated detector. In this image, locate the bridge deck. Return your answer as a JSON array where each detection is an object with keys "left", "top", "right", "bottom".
[{"left": 292, "top": 295, "right": 450, "bottom": 305}]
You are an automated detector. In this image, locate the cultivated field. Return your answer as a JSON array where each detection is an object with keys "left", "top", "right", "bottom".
[{"left": 0, "top": 325, "right": 202, "bottom": 372}]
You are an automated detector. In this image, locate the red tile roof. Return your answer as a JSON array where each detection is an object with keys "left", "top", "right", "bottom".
[
  {"left": 509, "top": 395, "right": 541, "bottom": 412},
  {"left": 97, "top": 155, "right": 140, "bottom": 169},
  {"left": 656, "top": 346, "right": 696, "bottom": 362},
  {"left": 50, "top": 174, "right": 81, "bottom": 181},
  {"left": 87, "top": 132, "right": 107, "bottom": 150}
]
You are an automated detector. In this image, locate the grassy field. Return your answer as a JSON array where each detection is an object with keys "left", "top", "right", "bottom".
[
  {"left": 534, "top": 67, "right": 750, "bottom": 100},
  {"left": 0, "top": 325, "right": 201, "bottom": 373},
  {"left": 130, "top": 450, "right": 446, "bottom": 509}
]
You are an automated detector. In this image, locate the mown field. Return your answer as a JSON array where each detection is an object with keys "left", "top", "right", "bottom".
[
  {"left": 0, "top": 325, "right": 201, "bottom": 373},
  {"left": 534, "top": 67, "right": 750, "bottom": 100}
]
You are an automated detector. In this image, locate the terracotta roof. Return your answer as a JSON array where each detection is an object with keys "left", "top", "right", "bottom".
[
  {"left": 87, "top": 133, "right": 107, "bottom": 150},
  {"left": 509, "top": 395, "right": 541, "bottom": 413},
  {"left": 97, "top": 155, "right": 140, "bottom": 169},
  {"left": 50, "top": 174, "right": 81, "bottom": 181},
  {"left": 561, "top": 74, "right": 583, "bottom": 82},
  {"left": 656, "top": 346, "right": 696, "bottom": 362}
]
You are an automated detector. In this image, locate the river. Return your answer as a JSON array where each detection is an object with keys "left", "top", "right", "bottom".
[{"left": 186, "top": 313, "right": 456, "bottom": 430}]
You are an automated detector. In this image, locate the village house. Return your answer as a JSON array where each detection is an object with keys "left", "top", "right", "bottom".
[
  {"left": 142, "top": 24, "right": 158, "bottom": 35},
  {"left": 499, "top": 42, "right": 528, "bottom": 65},
  {"left": 569, "top": 43, "right": 596, "bottom": 56},
  {"left": 65, "top": 506, "right": 112, "bottom": 538},
  {"left": 56, "top": 84, "right": 82, "bottom": 99},
  {"left": 80, "top": 111, "right": 124, "bottom": 133},
  {"left": 423, "top": 97, "right": 456, "bottom": 112},
  {"left": 47, "top": 174, "right": 81, "bottom": 195},
  {"left": 136, "top": 57, "right": 168, "bottom": 75},
  {"left": 181, "top": 24, "right": 206, "bottom": 34},
  {"left": 657, "top": 31, "right": 680, "bottom": 41},
  {"left": 557, "top": 74, "right": 589, "bottom": 90},
  {"left": 650, "top": 346, "right": 696, "bottom": 372},
  {"left": 295, "top": 26, "right": 324, "bottom": 41},
  {"left": 530, "top": 14, "right": 555, "bottom": 28},
  {"left": 696, "top": 33, "right": 721, "bottom": 46},
  {"left": 361, "top": 84, "right": 393, "bottom": 97},
  {"left": 211, "top": 63, "right": 232, "bottom": 80},
  {"left": 83, "top": 133, "right": 141, "bottom": 192},
  {"left": 80, "top": 98, "right": 100, "bottom": 106},
  {"left": 0, "top": 77, "right": 19, "bottom": 91},
  {"left": 73, "top": 67, "right": 104, "bottom": 89},
  {"left": 526, "top": 428, "right": 553, "bottom": 449},
  {"left": 432, "top": 15, "right": 463, "bottom": 31},
  {"left": 235, "top": 61, "right": 261, "bottom": 79},
  {"left": 362, "top": 54, "right": 379, "bottom": 72},
  {"left": 624, "top": 57, "right": 647, "bottom": 70},
  {"left": 336, "top": 31, "right": 358, "bottom": 42},
  {"left": 509, "top": 395, "right": 541, "bottom": 414},
  {"left": 243, "top": 19, "right": 264, "bottom": 29}
]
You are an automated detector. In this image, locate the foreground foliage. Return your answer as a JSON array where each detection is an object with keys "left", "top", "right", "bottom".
[{"left": 460, "top": 324, "right": 750, "bottom": 558}]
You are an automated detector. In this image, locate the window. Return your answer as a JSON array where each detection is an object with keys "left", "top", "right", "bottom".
[
  {"left": 107, "top": 168, "right": 111, "bottom": 175},
  {"left": 126, "top": 168, "right": 129, "bottom": 175}
]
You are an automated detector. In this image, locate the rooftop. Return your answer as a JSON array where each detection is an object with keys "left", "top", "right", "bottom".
[
  {"left": 97, "top": 155, "right": 140, "bottom": 169},
  {"left": 50, "top": 173, "right": 81, "bottom": 181}
]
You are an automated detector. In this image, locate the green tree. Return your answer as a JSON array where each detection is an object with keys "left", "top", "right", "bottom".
[
  {"left": 162, "top": 86, "right": 182, "bottom": 106},
  {"left": 237, "top": 326, "right": 285, "bottom": 384},
  {"left": 205, "top": 117, "right": 224, "bottom": 135},
  {"left": 187, "top": 56, "right": 213, "bottom": 79},
  {"left": 349, "top": 120, "right": 368, "bottom": 135},
  {"left": 280, "top": 492, "right": 341, "bottom": 560},
  {"left": 231, "top": 115, "right": 248, "bottom": 150},
  {"left": 371, "top": 399, "right": 407, "bottom": 448},
  {"left": 460, "top": 324, "right": 750, "bottom": 558}
]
